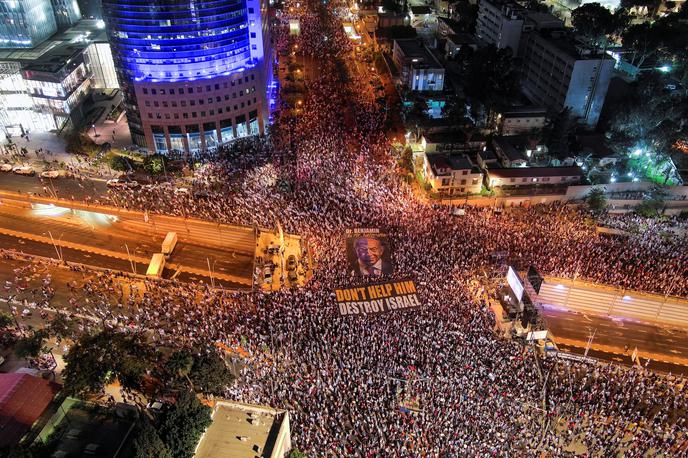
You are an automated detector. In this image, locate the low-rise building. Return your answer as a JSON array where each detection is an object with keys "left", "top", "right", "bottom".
[
  {"left": 497, "top": 107, "right": 547, "bottom": 135},
  {"left": 475, "top": 148, "right": 499, "bottom": 168},
  {"left": 0, "top": 373, "right": 60, "bottom": 449},
  {"left": 392, "top": 39, "right": 445, "bottom": 91},
  {"left": 444, "top": 33, "right": 478, "bottom": 59},
  {"left": 492, "top": 136, "right": 529, "bottom": 167},
  {"left": 378, "top": 12, "right": 407, "bottom": 29},
  {"left": 420, "top": 130, "right": 487, "bottom": 153},
  {"left": 195, "top": 400, "right": 291, "bottom": 458},
  {"left": 486, "top": 166, "right": 583, "bottom": 190},
  {"left": 422, "top": 152, "right": 483, "bottom": 195}
]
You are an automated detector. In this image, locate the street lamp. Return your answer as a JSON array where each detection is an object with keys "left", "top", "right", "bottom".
[
  {"left": 206, "top": 257, "right": 217, "bottom": 288},
  {"left": 44, "top": 231, "right": 64, "bottom": 263},
  {"left": 92, "top": 124, "right": 99, "bottom": 138},
  {"left": 124, "top": 243, "right": 136, "bottom": 275}
]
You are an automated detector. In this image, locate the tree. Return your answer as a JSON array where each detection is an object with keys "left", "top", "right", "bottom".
[
  {"left": 47, "top": 312, "right": 74, "bottom": 339},
  {"left": 63, "top": 330, "right": 153, "bottom": 395},
  {"left": 635, "top": 198, "right": 664, "bottom": 217},
  {"left": 157, "top": 391, "right": 212, "bottom": 458},
  {"left": 404, "top": 94, "right": 429, "bottom": 136},
  {"left": 572, "top": 3, "right": 614, "bottom": 40},
  {"left": 65, "top": 133, "right": 99, "bottom": 156},
  {"left": 167, "top": 350, "right": 193, "bottom": 378},
  {"left": 607, "top": 74, "right": 688, "bottom": 175},
  {"left": 463, "top": 45, "right": 517, "bottom": 126},
  {"left": 15, "top": 330, "right": 47, "bottom": 358},
  {"left": 382, "top": 0, "right": 402, "bottom": 13},
  {"left": 143, "top": 154, "right": 168, "bottom": 175},
  {"left": 621, "top": 22, "right": 662, "bottom": 69},
  {"left": 0, "top": 312, "right": 13, "bottom": 330},
  {"left": 571, "top": 3, "right": 627, "bottom": 51},
  {"left": 586, "top": 188, "right": 607, "bottom": 213},
  {"left": 453, "top": 1, "right": 479, "bottom": 33},
  {"left": 289, "top": 449, "right": 306, "bottom": 458},
  {"left": 189, "top": 351, "right": 234, "bottom": 395},
  {"left": 544, "top": 108, "right": 573, "bottom": 158},
  {"left": 441, "top": 95, "right": 469, "bottom": 127},
  {"left": 132, "top": 419, "right": 172, "bottom": 458},
  {"left": 109, "top": 155, "right": 130, "bottom": 172}
]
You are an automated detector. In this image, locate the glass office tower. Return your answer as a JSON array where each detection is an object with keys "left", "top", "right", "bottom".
[
  {"left": 50, "top": 0, "right": 81, "bottom": 30},
  {"left": 0, "top": 0, "right": 57, "bottom": 48},
  {"left": 101, "top": 0, "right": 272, "bottom": 152}
]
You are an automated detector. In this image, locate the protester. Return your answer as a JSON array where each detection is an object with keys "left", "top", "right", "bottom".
[{"left": 3, "top": 0, "right": 687, "bottom": 455}]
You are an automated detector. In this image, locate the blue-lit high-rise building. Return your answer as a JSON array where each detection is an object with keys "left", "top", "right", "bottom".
[{"left": 101, "top": 0, "right": 273, "bottom": 153}]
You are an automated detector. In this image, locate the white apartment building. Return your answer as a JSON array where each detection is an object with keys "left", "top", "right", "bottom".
[
  {"left": 475, "top": 0, "right": 524, "bottom": 56},
  {"left": 519, "top": 31, "right": 614, "bottom": 128},
  {"left": 423, "top": 153, "right": 483, "bottom": 195}
]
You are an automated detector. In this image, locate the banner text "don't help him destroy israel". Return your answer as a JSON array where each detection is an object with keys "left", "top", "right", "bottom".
[{"left": 334, "top": 280, "right": 421, "bottom": 316}]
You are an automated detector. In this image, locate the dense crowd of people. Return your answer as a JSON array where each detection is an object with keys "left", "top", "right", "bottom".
[{"left": 3, "top": 0, "right": 688, "bottom": 456}]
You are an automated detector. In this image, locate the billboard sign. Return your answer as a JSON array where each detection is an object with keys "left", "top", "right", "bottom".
[
  {"left": 345, "top": 228, "right": 393, "bottom": 277},
  {"left": 507, "top": 266, "right": 524, "bottom": 302},
  {"left": 335, "top": 279, "right": 421, "bottom": 317}
]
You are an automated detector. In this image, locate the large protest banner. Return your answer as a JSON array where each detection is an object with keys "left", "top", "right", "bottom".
[
  {"left": 335, "top": 279, "right": 421, "bottom": 316},
  {"left": 345, "top": 228, "right": 394, "bottom": 277}
]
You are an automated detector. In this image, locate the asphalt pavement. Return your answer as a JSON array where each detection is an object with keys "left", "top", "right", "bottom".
[
  {"left": 543, "top": 308, "right": 688, "bottom": 374},
  {"left": 0, "top": 172, "right": 108, "bottom": 200}
]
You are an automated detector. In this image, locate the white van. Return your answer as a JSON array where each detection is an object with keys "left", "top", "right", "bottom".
[
  {"left": 161, "top": 232, "right": 178, "bottom": 256},
  {"left": 146, "top": 253, "right": 166, "bottom": 278}
]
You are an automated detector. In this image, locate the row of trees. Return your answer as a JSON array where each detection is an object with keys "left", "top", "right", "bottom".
[{"left": 62, "top": 330, "right": 235, "bottom": 397}]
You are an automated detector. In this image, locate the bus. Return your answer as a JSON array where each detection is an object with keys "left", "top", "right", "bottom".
[{"left": 146, "top": 253, "right": 166, "bottom": 278}]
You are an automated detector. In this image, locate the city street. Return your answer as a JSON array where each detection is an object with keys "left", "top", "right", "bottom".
[
  {"left": 543, "top": 307, "right": 688, "bottom": 374},
  {"left": 0, "top": 193, "right": 255, "bottom": 287}
]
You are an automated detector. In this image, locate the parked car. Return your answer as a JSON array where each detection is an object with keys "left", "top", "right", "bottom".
[
  {"left": 174, "top": 187, "right": 190, "bottom": 195},
  {"left": 286, "top": 255, "right": 297, "bottom": 271},
  {"left": 107, "top": 178, "right": 139, "bottom": 188},
  {"left": 13, "top": 165, "right": 35, "bottom": 176},
  {"left": 263, "top": 265, "right": 273, "bottom": 286},
  {"left": 40, "top": 170, "right": 60, "bottom": 179},
  {"left": 0, "top": 163, "right": 12, "bottom": 172}
]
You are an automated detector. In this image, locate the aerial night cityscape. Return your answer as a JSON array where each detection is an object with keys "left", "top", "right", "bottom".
[{"left": 0, "top": 0, "right": 688, "bottom": 455}]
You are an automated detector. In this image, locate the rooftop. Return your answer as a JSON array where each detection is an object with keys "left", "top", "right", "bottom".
[
  {"left": 488, "top": 166, "right": 583, "bottom": 178},
  {"left": 195, "top": 401, "right": 289, "bottom": 458},
  {"left": 0, "top": 20, "right": 107, "bottom": 73},
  {"left": 529, "top": 31, "right": 614, "bottom": 62},
  {"left": 426, "top": 153, "right": 479, "bottom": 174},
  {"left": 410, "top": 5, "right": 432, "bottom": 15},
  {"left": 447, "top": 33, "right": 476, "bottom": 45},
  {"left": 0, "top": 373, "right": 60, "bottom": 448},
  {"left": 500, "top": 106, "right": 547, "bottom": 118},
  {"left": 523, "top": 11, "right": 564, "bottom": 30},
  {"left": 395, "top": 39, "right": 444, "bottom": 68},
  {"left": 424, "top": 130, "right": 469, "bottom": 144}
]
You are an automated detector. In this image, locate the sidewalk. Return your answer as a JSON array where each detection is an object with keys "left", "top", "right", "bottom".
[{"left": 0, "top": 132, "right": 117, "bottom": 179}]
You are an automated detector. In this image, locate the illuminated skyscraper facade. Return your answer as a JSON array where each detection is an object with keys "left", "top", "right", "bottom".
[
  {"left": 101, "top": 0, "right": 272, "bottom": 153},
  {"left": 0, "top": 0, "right": 58, "bottom": 48}
]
